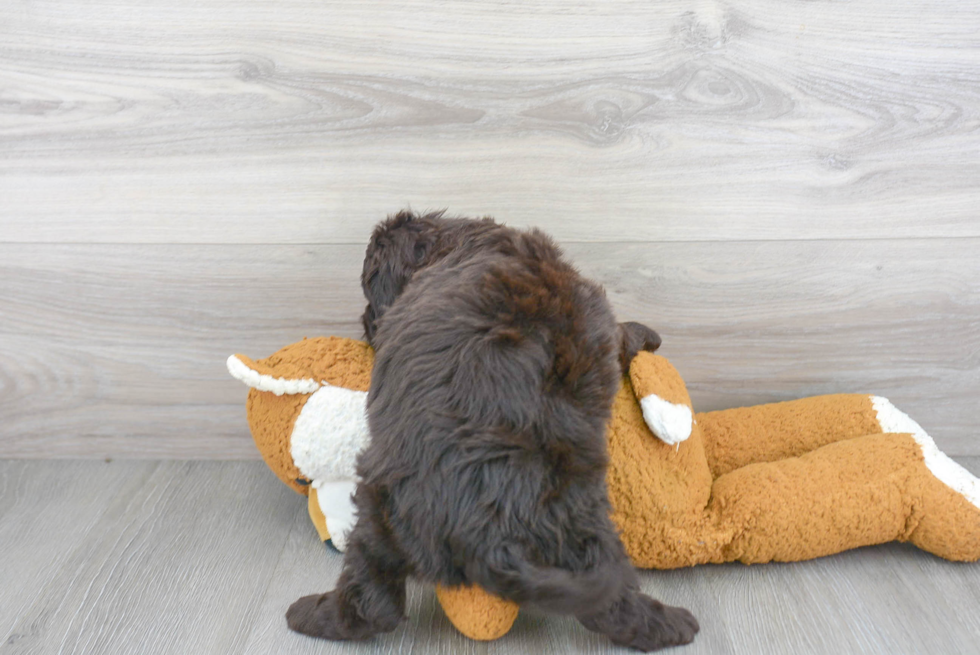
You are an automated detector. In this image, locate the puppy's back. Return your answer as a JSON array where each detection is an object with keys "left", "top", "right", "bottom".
[
  {"left": 360, "top": 224, "right": 624, "bottom": 602},
  {"left": 369, "top": 227, "right": 619, "bottom": 440}
]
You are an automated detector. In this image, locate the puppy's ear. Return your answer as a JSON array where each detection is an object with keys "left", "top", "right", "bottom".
[
  {"left": 393, "top": 210, "right": 437, "bottom": 266},
  {"left": 618, "top": 322, "right": 662, "bottom": 373},
  {"left": 361, "top": 252, "right": 402, "bottom": 344},
  {"left": 361, "top": 303, "right": 379, "bottom": 343},
  {"left": 360, "top": 211, "right": 438, "bottom": 342}
]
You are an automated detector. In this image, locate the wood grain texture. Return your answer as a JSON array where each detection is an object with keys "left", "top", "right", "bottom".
[
  {"left": 2, "top": 0, "right": 979, "bottom": 243},
  {"left": 1, "top": 460, "right": 298, "bottom": 655},
  {"left": 2, "top": 459, "right": 979, "bottom": 654},
  {"left": 1, "top": 239, "right": 977, "bottom": 456},
  {"left": 0, "top": 460, "right": 159, "bottom": 644}
]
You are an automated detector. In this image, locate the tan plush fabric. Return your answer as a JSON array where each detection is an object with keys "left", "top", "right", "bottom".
[
  {"left": 904, "top": 455, "right": 980, "bottom": 561},
  {"left": 435, "top": 585, "right": 520, "bottom": 640},
  {"left": 629, "top": 353, "right": 692, "bottom": 407},
  {"left": 709, "top": 432, "right": 926, "bottom": 563},
  {"left": 709, "top": 431, "right": 980, "bottom": 562},
  {"left": 245, "top": 390, "right": 312, "bottom": 494},
  {"left": 698, "top": 394, "right": 882, "bottom": 478}
]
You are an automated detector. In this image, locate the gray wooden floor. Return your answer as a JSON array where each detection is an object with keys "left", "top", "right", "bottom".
[{"left": 3, "top": 459, "right": 980, "bottom": 655}]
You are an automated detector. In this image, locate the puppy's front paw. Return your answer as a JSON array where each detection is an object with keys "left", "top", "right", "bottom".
[
  {"left": 287, "top": 592, "right": 346, "bottom": 640},
  {"left": 625, "top": 597, "right": 699, "bottom": 652}
]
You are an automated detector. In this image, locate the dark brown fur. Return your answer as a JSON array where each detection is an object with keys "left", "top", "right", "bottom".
[{"left": 287, "top": 211, "right": 697, "bottom": 651}]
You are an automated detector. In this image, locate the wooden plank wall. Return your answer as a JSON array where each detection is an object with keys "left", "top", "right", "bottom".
[{"left": 1, "top": 0, "right": 978, "bottom": 457}]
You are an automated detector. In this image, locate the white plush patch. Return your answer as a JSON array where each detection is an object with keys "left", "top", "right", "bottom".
[
  {"left": 316, "top": 479, "right": 358, "bottom": 552},
  {"left": 873, "top": 396, "right": 980, "bottom": 509},
  {"left": 226, "top": 355, "right": 319, "bottom": 395},
  {"left": 290, "top": 383, "right": 371, "bottom": 483},
  {"left": 639, "top": 393, "right": 693, "bottom": 445}
]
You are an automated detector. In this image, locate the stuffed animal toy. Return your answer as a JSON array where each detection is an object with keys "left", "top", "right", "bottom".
[{"left": 228, "top": 336, "right": 980, "bottom": 641}]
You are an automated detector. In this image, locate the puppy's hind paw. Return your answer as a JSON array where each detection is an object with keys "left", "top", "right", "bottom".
[
  {"left": 625, "top": 598, "right": 699, "bottom": 652},
  {"left": 287, "top": 592, "right": 347, "bottom": 640}
]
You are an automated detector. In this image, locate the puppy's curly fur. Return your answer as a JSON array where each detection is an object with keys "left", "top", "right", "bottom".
[{"left": 287, "top": 211, "right": 697, "bottom": 651}]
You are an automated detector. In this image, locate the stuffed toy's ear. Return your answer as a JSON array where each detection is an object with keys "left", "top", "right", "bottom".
[
  {"left": 227, "top": 336, "right": 374, "bottom": 393},
  {"left": 227, "top": 353, "right": 320, "bottom": 395},
  {"left": 628, "top": 352, "right": 694, "bottom": 445}
]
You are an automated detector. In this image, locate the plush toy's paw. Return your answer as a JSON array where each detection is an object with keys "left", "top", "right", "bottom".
[
  {"left": 629, "top": 353, "right": 694, "bottom": 445},
  {"left": 639, "top": 396, "right": 693, "bottom": 445},
  {"left": 623, "top": 598, "right": 699, "bottom": 652},
  {"left": 287, "top": 593, "right": 348, "bottom": 640},
  {"left": 873, "top": 396, "right": 980, "bottom": 511},
  {"left": 873, "top": 396, "right": 980, "bottom": 561}
]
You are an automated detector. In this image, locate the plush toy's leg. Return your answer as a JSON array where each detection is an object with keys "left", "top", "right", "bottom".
[
  {"left": 905, "top": 461, "right": 980, "bottom": 561},
  {"left": 696, "top": 394, "right": 883, "bottom": 477},
  {"left": 434, "top": 584, "right": 519, "bottom": 641},
  {"left": 312, "top": 480, "right": 358, "bottom": 551},
  {"left": 287, "top": 508, "right": 409, "bottom": 640},
  {"left": 872, "top": 397, "right": 980, "bottom": 560},
  {"left": 307, "top": 487, "right": 331, "bottom": 543},
  {"left": 707, "top": 431, "right": 980, "bottom": 563}
]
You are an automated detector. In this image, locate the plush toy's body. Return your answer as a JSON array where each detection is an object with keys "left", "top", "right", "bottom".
[
  {"left": 612, "top": 354, "right": 980, "bottom": 568},
  {"left": 229, "top": 337, "right": 980, "bottom": 641}
]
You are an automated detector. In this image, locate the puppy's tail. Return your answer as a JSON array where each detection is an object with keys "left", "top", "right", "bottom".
[{"left": 466, "top": 544, "right": 629, "bottom": 616}]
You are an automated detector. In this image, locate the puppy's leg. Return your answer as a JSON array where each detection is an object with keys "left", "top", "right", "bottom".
[
  {"left": 472, "top": 522, "right": 697, "bottom": 649},
  {"left": 568, "top": 514, "right": 697, "bottom": 651},
  {"left": 287, "top": 487, "right": 408, "bottom": 641},
  {"left": 577, "top": 571, "right": 699, "bottom": 652},
  {"left": 618, "top": 321, "right": 662, "bottom": 374}
]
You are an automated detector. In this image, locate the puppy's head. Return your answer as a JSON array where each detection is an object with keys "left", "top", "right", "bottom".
[{"left": 361, "top": 210, "right": 442, "bottom": 341}]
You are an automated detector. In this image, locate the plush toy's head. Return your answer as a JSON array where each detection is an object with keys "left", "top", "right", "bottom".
[
  {"left": 227, "top": 336, "right": 374, "bottom": 549},
  {"left": 227, "top": 336, "right": 374, "bottom": 493}
]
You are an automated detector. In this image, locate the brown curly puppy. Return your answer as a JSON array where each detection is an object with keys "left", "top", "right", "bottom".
[{"left": 287, "top": 211, "right": 697, "bottom": 651}]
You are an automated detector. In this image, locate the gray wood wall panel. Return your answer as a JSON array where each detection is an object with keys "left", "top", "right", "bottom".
[
  {"left": 2, "top": 0, "right": 979, "bottom": 244},
  {"left": 1, "top": 0, "right": 978, "bottom": 457},
  {"left": 1, "top": 239, "right": 977, "bottom": 456}
]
